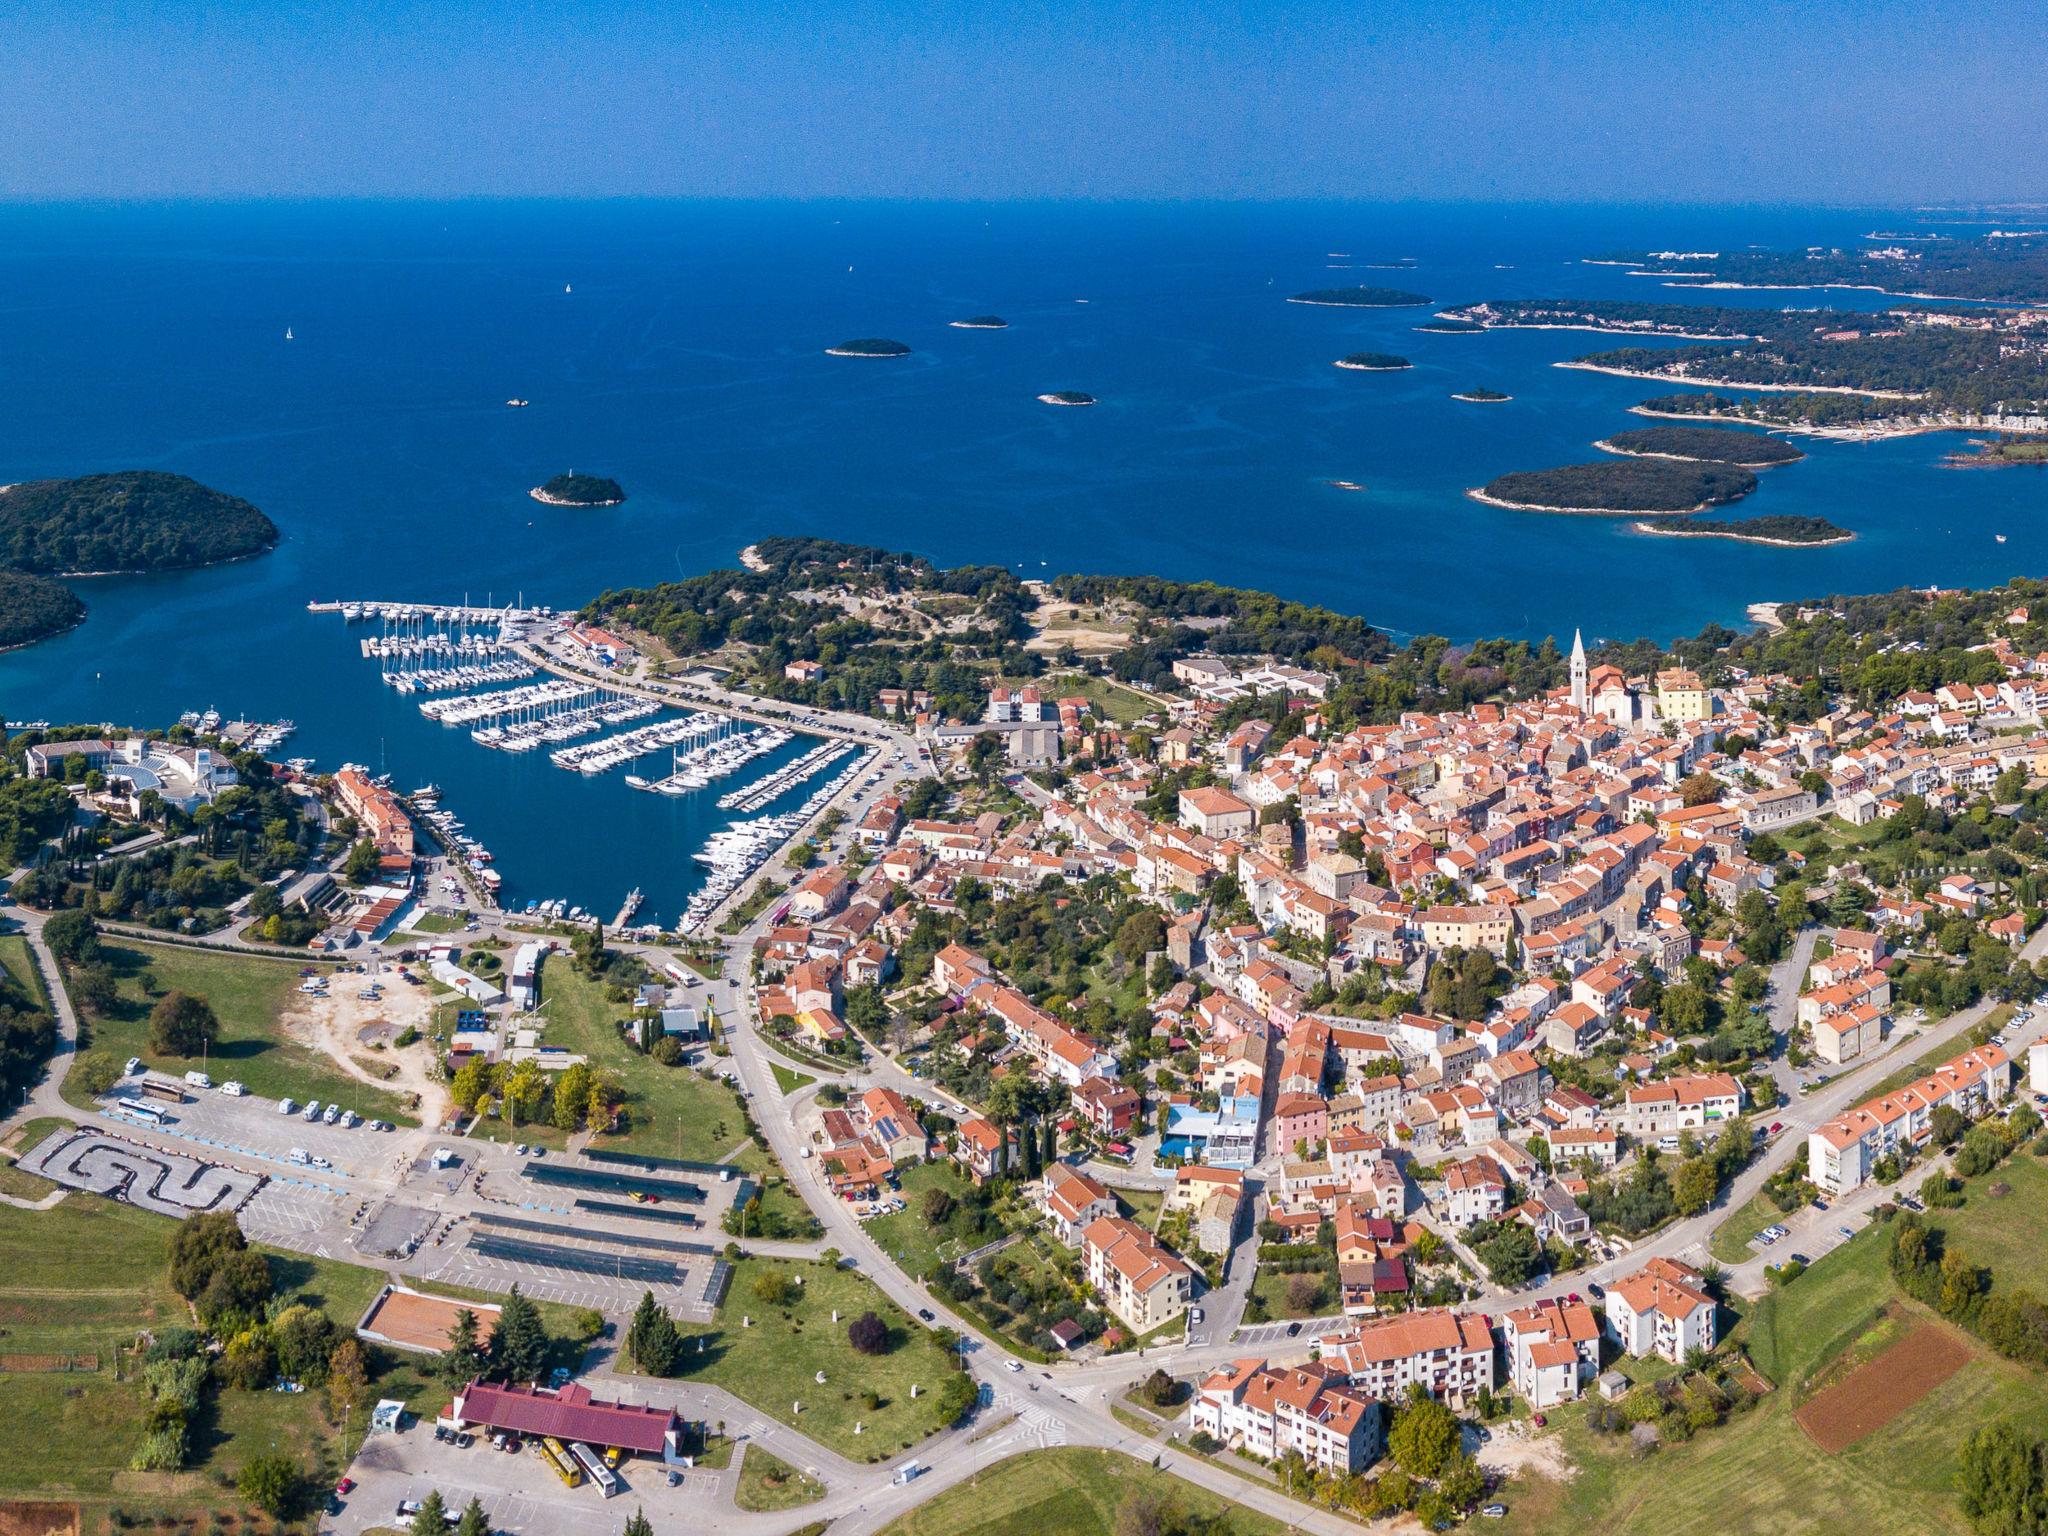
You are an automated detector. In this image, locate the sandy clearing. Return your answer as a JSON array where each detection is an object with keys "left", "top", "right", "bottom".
[
  {"left": 1475, "top": 1422, "right": 1577, "bottom": 1483},
  {"left": 279, "top": 982, "right": 450, "bottom": 1126}
]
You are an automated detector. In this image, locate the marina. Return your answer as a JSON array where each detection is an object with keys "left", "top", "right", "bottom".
[
  {"left": 717, "top": 739, "right": 854, "bottom": 813},
  {"left": 176, "top": 711, "right": 297, "bottom": 754},
  {"left": 553, "top": 711, "right": 744, "bottom": 777},
  {"left": 681, "top": 748, "right": 879, "bottom": 934},
  {"left": 629, "top": 723, "right": 791, "bottom": 795}
]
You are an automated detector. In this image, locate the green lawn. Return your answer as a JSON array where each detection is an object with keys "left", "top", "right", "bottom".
[
  {"left": 0, "top": 931, "right": 50, "bottom": 1006},
  {"left": 1118, "top": 1186, "right": 1163, "bottom": 1229},
  {"left": 1495, "top": 1202, "right": 2048, "bottom": 1536},
  {"left": 62, "top": 941, "right": 415, "bottom": 1124},
  {"left": 409, "top": 911, "right": 467, "bottom": 935},
  {"left": 1710, "top": 1180, "right": 1794, "bottom": 1264},
  {"left": 866, "top": 1162, "right": 979, "bottom": 1277},
  {"left": 1910, "top": 1145, "right": 2048, "bottom": 1293},
  {"left": 1247, "top": 1262, "right": 1334, "bottom": 1320},
  {"left": 770, "top": 1061, "right": 817, "bottom": 1095},
  {"left": 674, "top": 1255, "right": 963, "bottom": 1460},
  {"left": 535, "top": 964, "right": 755, "bottom": 1162},
  {"left": 733, "top": 1444, "right": 826, "bottom": 1512},
  {"left": 730, "top": 1141, "right": 825, "bottom": 1241},
  {"left": 875, "top": 1448, "right": 1290, "bottom": 1536}
]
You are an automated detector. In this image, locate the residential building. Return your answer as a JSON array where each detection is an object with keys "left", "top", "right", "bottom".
[
  {"left": 1605, "top": 1258, "right": 1717, "bottom": 1364},
  {"left": 1322, "top": 1309, "right": 1498, "bottom": 1408},
  {"left": 1502, "top": 1299, "right": 1602, "bottom": 1408},
  {"left": 1081, "top": 1215, "right": 1194, "bottom": 1334},
  {"left": 1190, "top": 1359, "right": 1383, "bottom": 1475}
]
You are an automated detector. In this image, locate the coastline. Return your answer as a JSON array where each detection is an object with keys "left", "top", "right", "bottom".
[
  {"left": 1037, "top": 393, "right": 1096, "bottom": 407},
  {"left": 0, "top": 609, "right": 88, "bottom": 653},
  {"left": 529, "top": 487, "right": 624, "bottom": 507},
  {"left": 1445, "top": 317, "right": 1758, "bottom": 342},
  {"left": 738, "top": 543, "right": 770, "bottom": 573},
  {"left": 948, "top": 320, "right": 1007, "bottom": 330},
  {"left": 1592, "top": 437, "right": 1798, "bottom": 468},
  {"left": 1629, "top": 521, "right": 1853, "bottom": 548},
  {"left": 1466, "top": 488, "right": 1719, "bottom": 517},
  {"left": 1286, "top": 297, "right": 1429, "bottom": 309},
  {"left": 1555, "top": 359, "right": 1923, "bottom": 399},
  {"left": 53, "top": 541, "right": 280, "bottom": 579},
  {"left": 1625, "top": 402, "right": 2011, "bottom": 443},
  {"left": 1747, "top": 601, "right": 1788, "bottom": 631},
  {"left": 824, "top": 346, "right": 910, "bottom": 358},
  {"left": 1649, "top": 277, "right": 2039, "bottom": 308}
]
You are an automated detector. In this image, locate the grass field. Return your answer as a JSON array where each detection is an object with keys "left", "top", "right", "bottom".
[
  {"left": 675, "top": 1255, "right": 962, "bottom": 1460},
  {"left": 733, "top": 1444, "right": 825, "bottom": 1512},
  {"left": 866, "top": 1162, "right": 979, "bottom": 1278},
  {"left": 730, "top": 1141, "right": 825, "bottom": 1240},
  {"left": 534, "top": 965, "right": 755, "bottom": 1162},
  {"left": 1118, "top": 1185, "right": 1163, "bottom": 1229},
  {"left": 0, "top": 1191, "right": 581, "bottom": 1527},
  {"left": 1915, "top": 1148, "right": 2048, "bottom": 1290},
  {"left": 874, "top": 1448, "right": 1290, "bottom": 1536},
  {"left": 1494, "top": 1200, "right": 2048, "bottom": 1536},
  {"left": 0, "top": 932, "right": 50, "bottom": 1006},
  {"left": 61, "top": 941, "right": 414, "bottom": 1124},
  {"left": 770, "top": 1062, "right": 816, "bottom": 1095},
  {"left": 1710, "top": 1179, "right": 1795, "bottom": 1264}
]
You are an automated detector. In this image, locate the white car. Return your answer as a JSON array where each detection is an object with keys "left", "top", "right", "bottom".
[{"left": 1005, "top": 1359, "right": 1023, "bottom": 1373}]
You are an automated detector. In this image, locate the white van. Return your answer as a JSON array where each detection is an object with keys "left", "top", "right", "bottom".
[
  {"left": 221, "top": 1081, "right": 246, "bottom": 1096},
  {"left": 286, "top": 1148, "right": 310, "bottom": 1165},
  {"left": 184, "top": 1071, "right": 213, "bottom": 1090},
  {"left": 893, "top": 1461, "right": 925, "bottom": 1486},
  {"left": 278, "top": 1098, "right": 298, "bottom": 1116}
]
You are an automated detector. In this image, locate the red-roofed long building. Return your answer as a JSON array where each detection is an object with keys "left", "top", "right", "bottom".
[
  {"left": 1806, "top": 1044, "right": 2013, "bottom": 1193},
  {"left": 1190, "top": 1358, "right": 1384, "bottom": 1473},
  {"left": 449, "top": 1379, "right": 687, "bottom": 1460},
  {"left": 1321, "top": 1308, "right": 1497, "bottom": 1408}
]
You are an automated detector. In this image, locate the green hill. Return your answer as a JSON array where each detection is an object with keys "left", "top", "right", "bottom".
[
  {"left": 532, "top": 473, "right": 626, "bottom": 507},
  {"left": 0, "top": 472, "right": 278, "bottom": 575}
]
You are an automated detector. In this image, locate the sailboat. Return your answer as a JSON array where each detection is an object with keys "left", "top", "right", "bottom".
[
  {"left": 285, "top": 327, "right": 295, "bottom": 341},
  {"left": 564, "top": 283, "right": 572, "bottom": 294}
]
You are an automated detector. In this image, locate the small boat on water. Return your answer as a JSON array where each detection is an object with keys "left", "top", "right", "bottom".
[
  {"left": 506, "top": 399, "right": 530, "bottom": 408},
  {"left": 285, "top": 327, "right": 294, "bottom": 341}
]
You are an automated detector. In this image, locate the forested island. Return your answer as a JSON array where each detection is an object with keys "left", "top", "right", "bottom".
[
  {"left": 1603, "top": 232, "right": 2048, "bottom": 306},
  {"left": 1288, "top": 286, "right": 1431, "bottom": 308},
  {"left": 1633, "top": 514, "right": 1852, "bottom": 547},
  {"left": 825, "top": 338, "right": 912, "bottom": 357},
  {"left": 1414, "top": 317, "right": 1485, "bottom": 333},
  {"left": 1597, "top": 426, "right": 1804, "bottom": 466},
  {"left": 1452, "top": 388, "right": 1511, "bottom": 402},
  {"left": 0, "top": 569, "right": 86, "bottom": 650},
  {"left": 1037, "top": 391, "right": 1097, "bottom": 407},
  {"left": 0, "top": 472, "right": 278, "bottom": 576},
  {"left": 530, "top": 473, "right": 625, "bottom": 507},
  {"left": 1473, "top": 460, "right": 1758, "bottom": 514},
  {"left": 949, "top": 316, "right": 1008, "bottom": 330},
  {"left": 1334, "top": 352, "right": 1411, "bottom": 371}
]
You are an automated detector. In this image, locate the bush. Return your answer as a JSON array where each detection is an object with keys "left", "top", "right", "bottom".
[
  {"left": 237, "top": 1454, "right": 300, "bottom": 1518},
  {"left": 73, "top": 1050, "right": 123, "bottom": 1096},
  {"left": 847, "top": 1310, "right": 888, "bottom": 1356}
]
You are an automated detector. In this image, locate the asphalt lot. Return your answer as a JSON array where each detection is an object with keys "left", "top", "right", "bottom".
[{"left": 114, "top": 1081, "right": 399, "bottom": 1182}]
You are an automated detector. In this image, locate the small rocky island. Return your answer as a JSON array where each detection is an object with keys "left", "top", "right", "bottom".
[
  {"left": 1334, "top": 352, "right": 1412, "bottom": 371},
  {"left": 1634, "top": 514, "right": 1852, "bottom": 546},
  {"left": 949, "top": 316, "right": 1008, "bottom": 330},
  {"left": 1288, "top": 285, "right": 1431, "bottom": 308},
  {"left": 825, "top": 338, "right": 912, "bottom": 357},
  {"left": 1473, "top": 460, "right": 1758, "bottom": 514},
  {"left": 530, "top": 473, "right": 626, "bottom": 507},
  {"left": 1037, "top": 391, "right": 1097, "bottom": 407},
  {"left": 0, "top": 470, "right": 278, "bottom": 575},
  {"left": 1598, "top": 425, "right": 1803, "bottom": 467},
  {"left": 1453, "top": 387, "right": 1512, "bottom": 402},
  {"left": 0, "top": 568, "right": 87, "bottom": 650}
]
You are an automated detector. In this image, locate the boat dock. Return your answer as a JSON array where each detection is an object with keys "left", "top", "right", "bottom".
[
  {"left": 612, "top": 888, "right": 644, "bottom": 928},
  {"left": 717, "top": 740, "right": 853, "bottom": 813}
]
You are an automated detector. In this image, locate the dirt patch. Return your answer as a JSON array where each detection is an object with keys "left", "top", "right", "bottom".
[
  {"left": 1794, "top": 1321, "right": 1971, "bottom": 1452},
  {"left": 0, "top": 1503, "right": 79, "bottom": 1536},
  {"left": 281, "top": 982, "right": 449, "bottom": 1126},
  {"left": 1474, "top": 1423, "right": 1577, "bottom": 1484}
]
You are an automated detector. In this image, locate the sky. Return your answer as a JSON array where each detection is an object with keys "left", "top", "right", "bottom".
[{"left": 3, "top": 0, "right": 2045, "bottom": 203}]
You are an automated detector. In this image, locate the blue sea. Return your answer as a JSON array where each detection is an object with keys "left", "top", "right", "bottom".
[{"left": 1, "top": 200, "right": 2040, "bottom": 920}]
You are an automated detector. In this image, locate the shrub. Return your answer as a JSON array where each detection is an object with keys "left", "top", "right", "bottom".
[{"left": 847, "top": 1311, "right": 889, "bottom": 1356}]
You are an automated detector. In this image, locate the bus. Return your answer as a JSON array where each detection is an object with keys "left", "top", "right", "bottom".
[
  {"left": 568, "top": 1441, "right": 621, "bottom": 1498},
  {"left": 138, "top": 1078, "right": 187, "bottom": 1104},
  {"left": 538, "top": 1438, "right": 583, "bottom": 1488},
  {"left": 116, "top": 1101, "right": 169, "bottom": 1126}
]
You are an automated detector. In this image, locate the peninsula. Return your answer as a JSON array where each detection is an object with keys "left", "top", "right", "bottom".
[
  {"left": 1473, "top": 459, "right": 1758, "bottom": 514},
  {"left": 1602, "top": 230, "right": 2048, "bottom": 306},
  {"left": 1037, "top": 391, "right": 1097, "bottom": 407},
  {"left": 1414, "top": 317, "right": 1486, "bottom": 333},
  {"left": 1596, "top": 426, "right": 1804, "bottom": 467},
  {"left": 1287, "top": 285, "right": 1431, "bottom": 308},
  {"left": 530, "top": 473, "right": 626, "bottom": 507},
  {"left": 0, "top": 568, "right": 86, "bottom": 650},
  {"left": 1947, "top": 435, "right": 2048, "bottom": 468},
  {"left": 1333, "top": 352, "right": 1412, "bottom": 372},
  {"left": 948, "top": 315, "right": 1008, "bottom": 330},
  {"left": 1632, "top": 513, "right": 1853, "bottom": 546},
  {"left": 824, "top": 338, "right": 912, "bottom": 357},
  {"left": 0, "top": 471, "right": 278, "bottom": 576}
]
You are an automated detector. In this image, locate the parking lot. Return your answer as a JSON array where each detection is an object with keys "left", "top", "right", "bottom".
[
  {"left": 330, "top": 1417, "right": 729, "bottom": 1536},
  {"left": 417, "top": 1223, "right": 723, "bottom": 1321},
  {"left": 105, "top": 1080, "right": 401, "bottom": 1183}
]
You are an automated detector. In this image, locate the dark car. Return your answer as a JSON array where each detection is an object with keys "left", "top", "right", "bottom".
[
  {"left": 1286, "top": 1321, "right": 1303, "bottom": 1337},
  {"left": 918, "top": 1308, "right": 935, "bottom": 1322}
]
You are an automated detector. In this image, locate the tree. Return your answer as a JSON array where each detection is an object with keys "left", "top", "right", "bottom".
[
  {"left": 1931, "top": 1103, "right": 1969, "bottom": 1146},
  {"left": 621, "top": 1511, "right": 655, "bottom": 1536},
  {"left": 494, "top": 1284, "right": 549, "bottom": 1383},
  {"left": 1679, "top": 772, "right": 1721, "bottom": 807},
  {"left": 167, "top": 1210, "right": 249, "bottom": 1301},
  {"left": 848, "top": 1310, "right": 888, "bottom": 1355},
  {"left": 1475, "top": 1222, "right": 1540, "bottom": 1286},
  {"left": 1672, "top": 1156, "right": 1719, "bottom": 1216},
  {"left": 627, "top": 1291, "right": 683, "bottom": 1377},
  {"left": 1388, "top": 1396, "right": 1460, "bottom": 1479},
  {"left": 148, "top": 990, "right": 219, "bottom": 1057},
  {"left": 344, "top": 837, "right": 380, "bottom": 883},
  {"left": 553, "top": 1061, "right": 596, "bottom": 1131},
  {"left": 440, "top": 1307, "right": 488, "bottom": 1390},
  {"left": 1115, "top": 909, "right": 1166, "bottom": 969},
  {"left": 69, "top": 959, "right": 118, "bottom": 1017},
  {"left": 327, "top": 1337, "right": 370, "bottom": 1419},
  {"left": 449, "top": 1057, "right": 490, "bottom": 1111},
  {"left": 918, "top": 1186, "right": 956, "bottom": 1226},
  {"left": 965, "top": 731, "right": 1005, "bottom": 784},
  {"left": 1957, "top": 1422, "right": 2046, "bottom": 1536},
  {"left": 455, "top": 1496, "right": 492, "bottom": 1536},
  {"left": 271, "top": 1305, "right": 338, "bottom": 1384},
  {"left": 72, "top": 1049, "right": 122, "bottom": 1096},
  {"left": 43, "top": 909, "right": 99, "bottom": 964},
  {"left": 410, "top": 1490, "right": 449, "bottom": 1536},
  {"left": 237, "top": 1453, "right": 299, "bottom": 1518},
  {"left": 753, "top": 1270, "right": 795, "bottom": 1308},
  {"left": 1438, "top": 1452, "right": 1486, "bottom": 1511}
]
